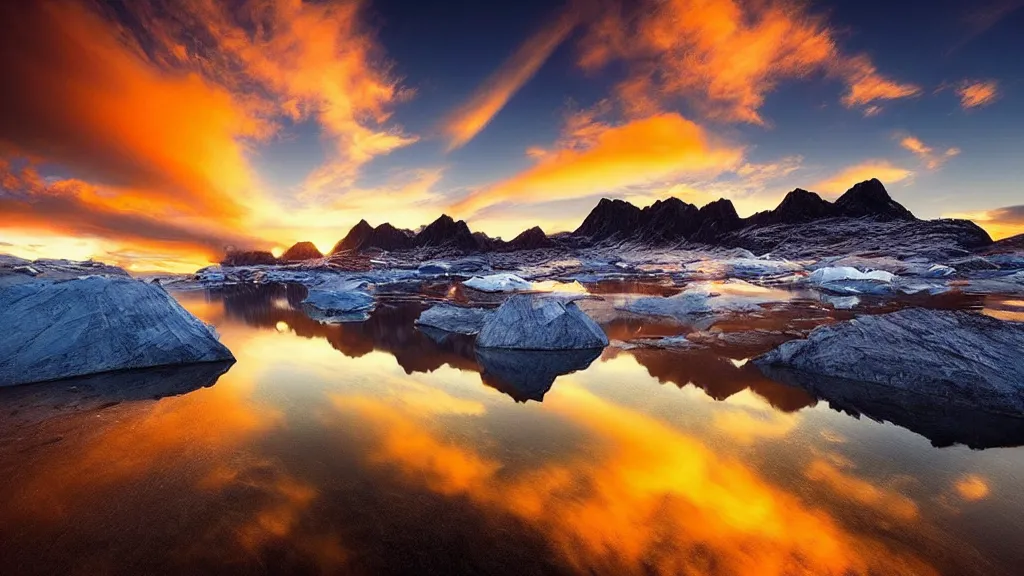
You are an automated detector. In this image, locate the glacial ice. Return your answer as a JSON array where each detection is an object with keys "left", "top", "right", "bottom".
[
  {"left": 0, "top": 276, "right": 234, "bottom": 387},
  {"left": 476, "top": 295, "right": 609, "bottom": 350}
]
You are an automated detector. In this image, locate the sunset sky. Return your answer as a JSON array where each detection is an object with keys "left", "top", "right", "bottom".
[{"left": 1, "top": 0, "right": 1022, "bottom": 272}]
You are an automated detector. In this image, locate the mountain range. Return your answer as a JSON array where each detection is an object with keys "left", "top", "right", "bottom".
[{"left": 223, "top": 179, "right": 997, "bottom": 265}]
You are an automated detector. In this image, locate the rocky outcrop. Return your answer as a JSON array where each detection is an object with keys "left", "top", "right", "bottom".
[
  {"left": 755, "top": 308, "right": 1024, "bottom": 415},
  {"left": 222, "top": 250, "right": 277, "bottom": 266},
  {"left": 476, "top": 295, "right": 608, "bottom": 350},
  {"left": 0, "top": 275, "right": 234, "bottom": 387},
  {"left": 724, "top": 217, "right": 992, "bottom": 260},
  {"left": 414, "top": 304, "right": 491, "bottom": 335},
  {"left": 301, "top": 289, "right": 376, "bottom": 323},
  {"left": 280, "top": 241, "right": 323, "bottom": 261}
]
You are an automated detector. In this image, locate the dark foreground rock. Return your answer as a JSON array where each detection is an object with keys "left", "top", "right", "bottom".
[
  {"left": 755, "top": 308, "right": 1024, "bottom": 416},
  {"left": 0, "top": 275, "right": 234, "bottom": 387}
]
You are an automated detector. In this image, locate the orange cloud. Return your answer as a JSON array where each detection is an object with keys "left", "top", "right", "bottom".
[
  {"left": 0, "top": 1, "right": 269, "bottom": 221},
  {"left": 451, "top": 112, "right": 744, "bottom": 215},
  {"left": 899, "top": 135, "right": 960, "bottom": 169},
  {"left": 840, "top": 55, "right": 922, "bottom": 107},
  {"left": 442, "top": 8, "right": 579, "bottom": 151},
  {"left": 113, "top": 0, "right": 417, "bottom": 200},
  {"left": 945, "top": 205, "right": 1024, "bottom": 240},
  {"left": 576, "top": 0, "right": 918, "bottom": 123},
  {"left": 0, "top": 159, "right": 262, "bottom": 270},
  {"left": 957, "top": 80, "right": 1000, "bottom": 109},
  {"left": 813, "top": 160, "right": 914, "bottom": 196}
]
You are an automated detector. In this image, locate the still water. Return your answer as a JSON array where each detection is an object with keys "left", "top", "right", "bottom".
[{"left": 1, "top": 284, "right": 1022, "bottom": 575}]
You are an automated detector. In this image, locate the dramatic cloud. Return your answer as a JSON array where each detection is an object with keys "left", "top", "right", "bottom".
[
  {"left": 576, "top": 0, "right": 919, "bottom": 123},
  {"left": 110, "top": 0, "right": 417, "bottom": 200},
  {"left": 947, "top": 204, "right": 1024, "bottom": 240},
  {"left": 0, "top": 1, "right": 270, "bottom": 221},
  {"left": 0, "top": 158, "right": 263, "bottom": 269},
  {"left": 451, "top": 111, "right": 744, "bottom": 215},
  {"left": 957, "top": 80, "right": 1000, "bottom": 109},
  {"left": 0, "top": 0, "right": 419, "bottom": 266},
  {"left": 899, "top": 136, "right": 960, "bottom": 169},
  {"left": 812, "top": 160, "right": 914, "bottom": 195},
  {"left": 442, "top": 8, "right": 578, "bottom": 151}
]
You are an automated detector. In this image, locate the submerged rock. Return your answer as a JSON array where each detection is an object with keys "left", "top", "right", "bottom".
[
  {"left": 476, "top": 295, "right": 608, "bottom": 350},
  {"left": 755, "top": 308, "right": 1024, "bottom": 415},
  {"left": 0, "top": 276, "right": 234, "bottom": 387},
  {"left": 414, "top": 304, "right": 492, "bottom": 335},
  {"left": 301, "top": 289, "right": 376, "bottom": 323}
]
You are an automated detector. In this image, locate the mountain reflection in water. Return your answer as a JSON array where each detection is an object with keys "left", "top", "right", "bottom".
[{"left": 0, "top": 283, "right": 1022, "bottom": 576}]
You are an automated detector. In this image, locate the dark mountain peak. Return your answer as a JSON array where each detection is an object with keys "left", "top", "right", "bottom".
[
  {"left": 691, "top": 199, "right": 743, "bottom": 243},
  {"left": 835, "top": 179, "right": 916, "bottom": 221},
  {"left": 573, "top": 197, "right": 643, "bottom": 240},
  {"left": 639, "top": 197, "right": 701, "bottom": 243},
  {"left": 332, "top": 219, "right": 375, "bottom": 253},
  {"left": 416, "top": 214, "right": 478, "bottom": 250},
  {"left": 280, "top": 241, "right": 323, "bottom": 262},
  {"left": 699, "top": 198, "right": 740, "bottom": 222},
  {"left": 364, "top": 222, "right": 414, "bottom": 251},
  {"left": 508, "top": 226, "right": 554, "bottom": 250},
  {"left": 748, "top": 188, "right": 837, "bottom": 226}
]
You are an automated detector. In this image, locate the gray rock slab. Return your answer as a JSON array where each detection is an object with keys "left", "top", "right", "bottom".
[
  {"left": 1, "top": 276, "right": 234, "bottom": 387},
  {"left": 476, "top": 294, "right": 608, "bottom": 350},
  {"left": 301, "top": 289, "right": 376, "bottom": 323},
  {"left": 755, "top": 308, "right": 1024, "bottom": 415},
  {"left": 415, "top": 304, "right": 492, "bottom": 335}
]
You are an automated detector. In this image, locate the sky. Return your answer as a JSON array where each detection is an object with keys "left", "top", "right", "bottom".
[{"left": 0, "top": 0, "right": 1022, "bottom": 272}]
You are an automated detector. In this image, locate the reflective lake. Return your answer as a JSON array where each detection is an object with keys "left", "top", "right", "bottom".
[{"left": 1, "top": 284, "right": 1023, "bottom": 575}]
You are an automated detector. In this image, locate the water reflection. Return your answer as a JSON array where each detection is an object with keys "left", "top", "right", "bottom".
[
  {"left": 0, "top": 284, "right": 1021, "bottom": 575},
  {"left": 760, "top": 366, "right": 1024, "bottom": 449}
]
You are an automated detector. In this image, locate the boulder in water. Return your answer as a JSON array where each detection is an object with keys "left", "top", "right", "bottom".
[
  {"left": 302, "top": 289, "right": 375, "bottom": 323},
  {"left": 415, "top": 304, "right": 491, "bottom": 335},
  {"left": 0, "top": 276, "right": 234, "bottom": 387},
  {"left": 476, "top": 295, "right": 608, "bottom": 350}
]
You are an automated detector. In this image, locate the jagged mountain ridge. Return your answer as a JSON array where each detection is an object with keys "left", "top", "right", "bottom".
[{"left": 261, "top": 179, "right": 994, "bottom": 262}]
